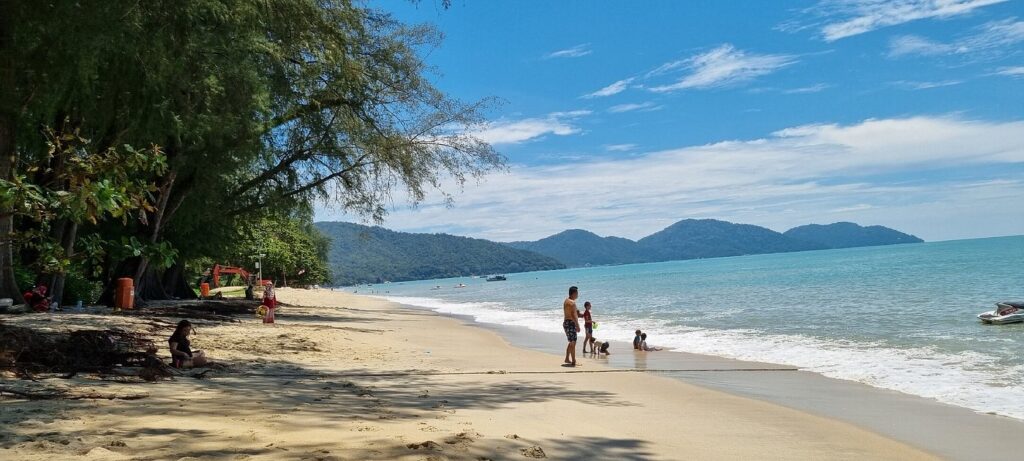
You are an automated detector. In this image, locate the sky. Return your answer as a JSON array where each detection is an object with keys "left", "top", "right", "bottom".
[{"left": 316, "top": 0, "right": 1024, "bottom": 242}]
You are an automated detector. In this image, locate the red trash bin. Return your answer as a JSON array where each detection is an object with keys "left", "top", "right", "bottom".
[{"left": 116, "top": 277, "right": 135, "bottom": 310}]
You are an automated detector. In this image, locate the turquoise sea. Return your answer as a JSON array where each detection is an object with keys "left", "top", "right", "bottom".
[{"left": 352, "top": 236, "right": 1024, "bottom": 420}]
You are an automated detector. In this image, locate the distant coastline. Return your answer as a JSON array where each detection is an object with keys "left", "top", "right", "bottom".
[{"left": 317, "top": 219, "right": 922, "bottom": 285}]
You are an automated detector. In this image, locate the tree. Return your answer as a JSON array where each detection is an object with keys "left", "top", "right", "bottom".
[{"left": 3, "top": 1, "right": 503, "bottom": 303}]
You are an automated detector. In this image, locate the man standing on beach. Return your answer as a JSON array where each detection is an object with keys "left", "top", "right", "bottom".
[{"left": 563, "top": 286, "right": 580, "bottom": 366}]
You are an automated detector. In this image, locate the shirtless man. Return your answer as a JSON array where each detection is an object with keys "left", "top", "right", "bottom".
[{"left": 563, "top": 286, "right": 580, "bottom": 366}]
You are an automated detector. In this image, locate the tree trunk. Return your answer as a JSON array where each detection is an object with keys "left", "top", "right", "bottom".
[
  {"left": 0, "top": 3, "right": 23, "bottom": 303},
  {"left": 48, "top": 221, "right": 77, "bottom": 306},
  {"left": 161, "top": 261, "right": 197, "bottom": 300},
  {"left": 130, "top": 171, "right": 176, "bottom": 302}
]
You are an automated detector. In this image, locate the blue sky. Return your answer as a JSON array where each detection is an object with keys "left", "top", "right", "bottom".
[{"left": 317, "top": 0, "right": 1024, "bottom": 242}]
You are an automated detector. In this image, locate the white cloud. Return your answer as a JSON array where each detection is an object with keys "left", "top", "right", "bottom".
[
  {"left": 783, "top": 83, "right": 832, "bottom": 94},
  {"left": 545, "top": 44, "right": 592, "bottom": 59},
  {"left": 607, "top": 102, "right": 663, "bottom": 113},
  {"left": 473, "top": 111, "right": 590, "bottom": 145},
  {"left": 813, "top": 0, "right": 1008, "bottom": 42},
  {"left": 604, "top": 144, "right": 638, "bottom": 152},
  {"left": 647, "top": 44, "right": 798, "bottom": 92},
  {"left": 582, "top": 78, "right": 635, "bottom": 98},
  {"left": 890, "top": 79, "right": 964, "bottom": 89},
  {"left": 889, "top": 18, "right": 1024, "bottom": 58},
  {"left": 995, "top": 65, "right": 1024, "bottom": 76},
  {"left": 888, "top": 35, "right": 957, "bottom": 57},
  {"left": 320, "top": 116, "right": 1024, "bottom": 242}
]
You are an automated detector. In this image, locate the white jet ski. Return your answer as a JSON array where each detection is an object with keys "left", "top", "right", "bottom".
[{"left": 978, "top": 302, "right": 1024, "bottom": 324}]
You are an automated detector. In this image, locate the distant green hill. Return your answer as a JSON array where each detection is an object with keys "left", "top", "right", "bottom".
[
  {"left": 315, "top": 222, "right": 565, "bottom": 285},
  {"left": 638, "top": 219, "right": 826, "bottom": 260},
  {"left": 783, "top": 222, "right": 923, "bottom": 249},
  {"left": 503, "top": 219, "right": 922, "bottom": 267},
  {"left": 316, "top": 219, "right": 923, "bottom": 283},
  {"left": 507, "top": 229, "right": 647, "bottom": 266}
]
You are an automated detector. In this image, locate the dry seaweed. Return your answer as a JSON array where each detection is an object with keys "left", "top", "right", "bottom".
[{"left": 0, "top": 325, "right": 171, "bottom": 381}]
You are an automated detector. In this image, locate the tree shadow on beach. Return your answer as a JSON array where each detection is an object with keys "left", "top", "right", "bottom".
[{"left": 2, "top": 358, "right": 647, "bottom": 459}]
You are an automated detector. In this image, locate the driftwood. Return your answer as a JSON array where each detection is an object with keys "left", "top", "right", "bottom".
[{"left": 123, "top": 298, "right": 258, "bottom": 322}]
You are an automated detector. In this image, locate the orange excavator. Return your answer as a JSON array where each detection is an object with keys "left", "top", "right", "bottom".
[{"left": 209, "top": 264, "right": 254, "bottom": 288}]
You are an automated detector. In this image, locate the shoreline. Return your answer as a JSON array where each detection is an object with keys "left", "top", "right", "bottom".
[
  {"left": 388, "top": 294, "right": 1024, "bottom": 461},
  {"left": 0, "top": 289, "right": 980, "bottom": 460}
]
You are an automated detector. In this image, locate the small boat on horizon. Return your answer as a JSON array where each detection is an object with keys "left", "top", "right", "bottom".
[
  {"left": 978, "top": 301, "right": 1024, "bottom": 324},
  {"left": 454, "top": 283, "right": 467, "bottom": 288},
  {"left": 486, "top": 275, "right": 507, "bottom": 282}
]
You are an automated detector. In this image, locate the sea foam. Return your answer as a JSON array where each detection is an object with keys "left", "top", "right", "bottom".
[{"left": 378, "top": 294, "right": 1024, "bottom": 421}]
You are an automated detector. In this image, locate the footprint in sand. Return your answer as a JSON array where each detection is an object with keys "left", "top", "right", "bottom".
[
  {"left": 443, "top": 431, "right": 481, "bottom": 451},
  {"left": 406, "top": 440, "right": 443, "bottom": 451},
  {"left": 520, "top": 446, "right": 547, "bottom": 458}
]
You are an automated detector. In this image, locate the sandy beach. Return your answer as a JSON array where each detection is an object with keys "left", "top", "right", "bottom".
[{"left": 1, "top": 289, "right": 943, "bottom": 460}]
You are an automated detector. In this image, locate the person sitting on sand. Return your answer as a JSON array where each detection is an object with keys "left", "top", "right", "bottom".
[
  {"left": 262, "top": 282, "right": 277, "bottom": 324},
  {"left": 596, "top": 340, "right": 610, "bottom": 355},
  {"left": 633, "top": 330, "right": 642, "bottom": 350},
  {"left": 169, "top": 320, "right": 208, "bottom": 368},
  {"left": 639, "top": 333, "right": 662, "bottom": 352}
]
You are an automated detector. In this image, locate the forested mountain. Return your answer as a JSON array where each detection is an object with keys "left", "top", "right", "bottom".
[
  {"left": 507, "top": 229, "right": 647, "bottom": 266},
  {"left": 638, "top": 219, "right": 826, "bottom": 260},
  {"left": 783, "top": 222, "right": 924, "bottom": 249},
  {"left": 318, "top": 219, "right": 923, "bottom": 282},
  {"left": 503, "top": 219, "right": 922, "bottom": 267},
  {"left": 316, "top": 222, "right": 565, "bottom": 285}
]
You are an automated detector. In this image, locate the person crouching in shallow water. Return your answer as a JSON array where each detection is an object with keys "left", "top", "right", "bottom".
[
  {"left": 633, "top": 330, "right": 642, "bottom": 350},
  {"left": 639, "top": 333, "right": 662, "bottom": 352},
  {"left": 169, "top": 320, "right": 208, "bottom": 368},
  {"left": 262, "top": 282, "right": 277, "bottom": 324},
  {"left": 562, "top": 286, "right": 580, "bottom": 367}
]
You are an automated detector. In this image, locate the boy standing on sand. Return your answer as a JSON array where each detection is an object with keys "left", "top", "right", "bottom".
[
  {"left": 563, "top": 286, "right": 580, "bottom": 367},
  {"left": 579, "top": 301, "right": 595, "bottom": 353}
]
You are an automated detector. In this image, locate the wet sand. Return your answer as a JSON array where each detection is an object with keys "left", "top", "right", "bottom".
[
  {"left": 1, "top": 289, "right": 944, "bottom": 460},
  {"left": 472, "top": 316, "right": 1023, "bottom": 461}
]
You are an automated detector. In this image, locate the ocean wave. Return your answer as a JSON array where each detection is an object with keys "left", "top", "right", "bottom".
[{"left": 377, "top": 294, "right": 1024, "bottom": 421}]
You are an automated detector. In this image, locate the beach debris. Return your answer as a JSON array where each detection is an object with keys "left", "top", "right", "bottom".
[
  {"left": 122, "top": 299, "right": 259, "bottom": 322},
  {"left": 0, "top": 325, "right": 171, "bottom": 382},
  {"left": 504, "top": 434, "right": 520, "bottom": 440},
  {"left": 520, "top": 446, "right": 547, "bottom": 458}
]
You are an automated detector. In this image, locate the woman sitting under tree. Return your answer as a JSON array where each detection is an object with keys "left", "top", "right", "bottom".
[{"left": 168, "top": 320, "right": 209, "bottom": 368}]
